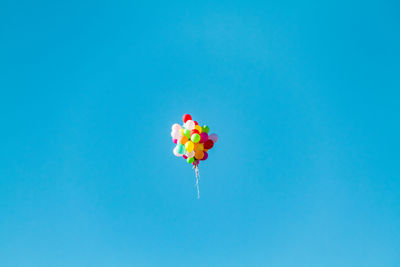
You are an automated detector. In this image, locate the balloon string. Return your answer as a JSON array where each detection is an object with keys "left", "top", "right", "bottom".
[{"left": 194, "top": 164, "right": 200, "bottom": 199}]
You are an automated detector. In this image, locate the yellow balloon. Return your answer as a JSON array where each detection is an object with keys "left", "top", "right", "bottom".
[
  {"left": 180, "top": 136, "right": 188, "bottom": 145},
  {"left": 196, "top": 143, "right": 204, "bottom": 151},
  {"left": 185, "top": 141, "right": 194, "bottom": 152},
  {"left": 195, "top": 125, "right": 202, "bottom": 133},
  {"left": 195, "top": 150, "right": 204, "bottom": 160},
  {"left": 180, "top": 129, "right": 184, "bottom": 136}
]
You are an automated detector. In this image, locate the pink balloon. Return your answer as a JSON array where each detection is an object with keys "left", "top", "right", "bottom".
[
  {"left": 183, "top": 155, "right": 188, "bottom": 159},
  {"left": 171, "top": 123, "right": 182, "bottom": 131},
  {"left": 185, "top": 120, "right": 195, "bottom": 130},
  {"left": 200, "top": 132, "right": 208, "bottom": 143},
  {"left": 209, "top": 133, "right": 218, "bottom": 143},
  {"left": 201, "top": 151, "right": 208, "bottom": 160},
  {"left": 171, "top": 130, "right": 182, "bottom": 139},
  {"left": 173, "top": 138, "right": 178, "bottom": 144}
]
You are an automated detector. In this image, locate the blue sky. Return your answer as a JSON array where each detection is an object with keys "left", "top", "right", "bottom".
[{"left": 1, "top": 0, "right": 400, "bottom": 266}]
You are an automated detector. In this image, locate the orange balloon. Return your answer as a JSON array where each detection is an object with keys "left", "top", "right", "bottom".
[
  {"left": 180, "top": 136, "right": 188, "bottom": 145},
  {"left": 195, "top": 150, "right": 204, "bottom": 160}
]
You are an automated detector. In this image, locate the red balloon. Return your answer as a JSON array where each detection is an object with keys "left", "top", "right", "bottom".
[
  {"left": 190, "top": 129, "right": 200, "bottom": 135},
  {"left": 182, "top": 114, "right": 192, "bottom": 123},
  {"left": 194, "top": 121, "right": 198, "bottom": 125},
  {"left": 183, "top": 155, "right": 188, "bottom": 159},
  {"left": 204, "top": 139, "right": 214, "bottom": 149}
]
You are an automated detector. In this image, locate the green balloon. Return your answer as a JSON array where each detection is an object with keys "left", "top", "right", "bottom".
[
  {"left": 191, "top": 133, "right": 200, "bottom": 143},
  {"left": 187, "top": 157, "right": 194, "bottom": 164},
  {"left": 184, "top": 129, "right": 191, "bottom": 138},
  {"left": 202, "top": 125, "right": 209, "bottom": 134}
]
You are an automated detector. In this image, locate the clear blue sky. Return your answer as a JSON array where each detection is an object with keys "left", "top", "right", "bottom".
[{"left": 1, "top": 0, "right": 399, "bottom": 266}]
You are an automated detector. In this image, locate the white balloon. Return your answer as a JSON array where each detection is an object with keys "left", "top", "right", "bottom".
[
  {"left": 171, "top": 130, "right": 182, "bottom": 139},
  {"left": 171, "top": 123, "right": 182, "bottom": 131},
  {"left": 209, "top": 133, "right": 218, "bottom": 143},
  {"left": 186, "top": 151, "right": 195, "bottom": 158},
  {"left": 173, "top": 147, "right": 183, "bottom": 157},
  {"left": 185, "top": 120, "right": 195, "bottom": 130}
]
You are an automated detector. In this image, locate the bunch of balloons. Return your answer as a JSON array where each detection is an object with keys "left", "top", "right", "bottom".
[{"left": 171, "top": 114, "right": 218, "bottom": 165}]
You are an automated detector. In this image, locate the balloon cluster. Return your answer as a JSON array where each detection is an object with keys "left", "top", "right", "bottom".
[{"left": 171, "top": 114, "right": 218, "bottom": 165}]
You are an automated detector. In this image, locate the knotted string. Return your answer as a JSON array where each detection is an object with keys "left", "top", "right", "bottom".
[{"left": 193, "top": 162, "right": 200, "bottom": 199}]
